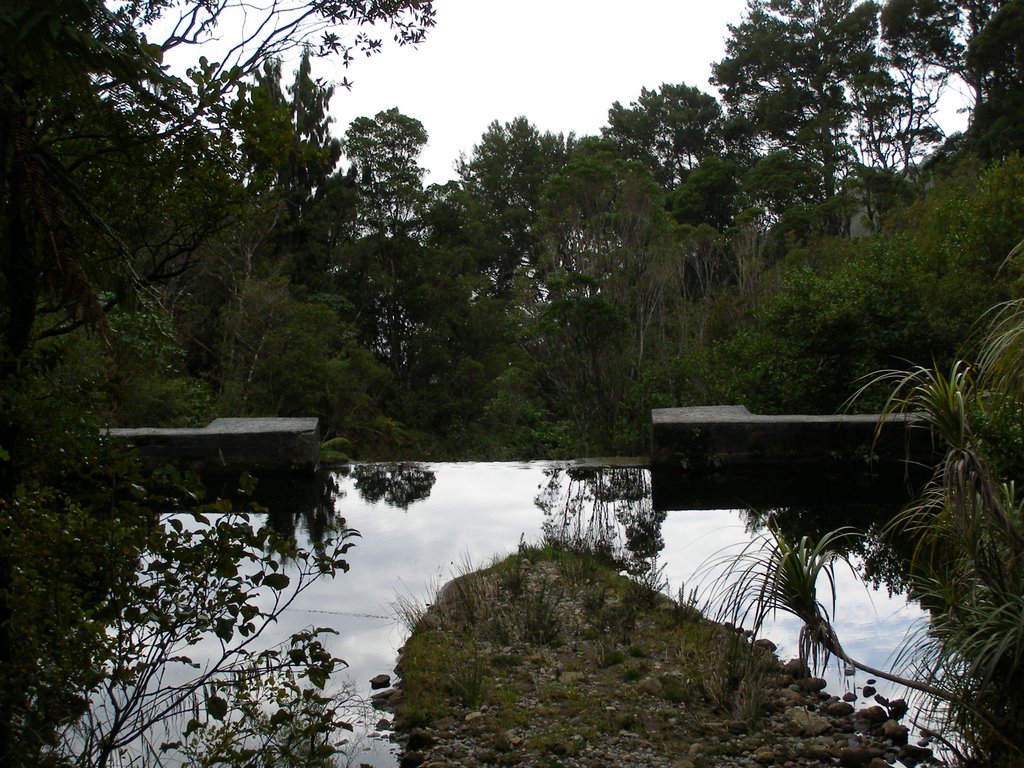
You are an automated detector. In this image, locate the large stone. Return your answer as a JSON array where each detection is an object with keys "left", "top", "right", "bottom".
[
  {"left": 108, "top": 417, "right": 320, "bottom": 474},
  {"left": 371, "top": 688, "right": 398, "bottom": 710},
  {"left": 782, "top": 658, "right": 810, "bottom": 679},
  {"left": 824, "top": 700, "right": 855, "bottom": 717},
  {"left": 881, "top": 719, "right": 909, "bottom": 745},
  {"left": 796, "top": 676, "right": 828, "bottom": 693},
  {"left": 651, "top": 406, "right": 927, "bottom": 469},
  {"left": 857, "top": 705, "right": 890, "bottom": 725},
  {"left": 406, "top": 728, "right": 435, "bottom": 750},
  {"left": 838, "top": 746, "right": 879, "bottom": 766},
  {"left": 786, "top": 707, "right": 832, "bottom": 736},
  {"left": 899, "top": 743, "right": 934, "bottom": 766}
]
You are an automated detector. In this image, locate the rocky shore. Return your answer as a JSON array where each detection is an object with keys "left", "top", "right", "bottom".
[{"left": 377, "top": 548, "right": 940, "bottom": 768}]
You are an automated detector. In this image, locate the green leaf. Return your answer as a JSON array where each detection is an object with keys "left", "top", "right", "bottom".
[
  {"left": 141, "top": 42, "right": 163, "bottom": 64},
  {"left": 270, "top": 708, "right": 291, "bottom": 726},
  {"left": 307, "top": 668, "right": 327, "bottom": 689},
  {"left": 207, "top": 695, "right": 228, "bottom": 721},
  {"left": 263, "top": 572, "right": 290, "bottom": 590},
  {"left": 240, "top": 604, "right": 259, "bottom": 622},
  {"left": 237, "top": 472, "right": 257, "bottom": 496},
  {"left": 215, "top": 618, "right": 234, "bottom": 642}
]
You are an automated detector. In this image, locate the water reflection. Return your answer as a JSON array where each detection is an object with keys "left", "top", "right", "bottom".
[
  {"left": 272, "top": 462, "right": 927, "bottom": 768},
  {"left": 202, "top": 470, "right": 345, "bottom": 545},
  {"left": 650, "top": 463, "right": 927, "bottom": 511},
  {"left": 745, "top": 505, "right": 913, "bottom": 595},
  {"left": 244, "top": 463, "right": 915, "bottom": 596},
  {"left": 536, "top": 465, "right": 914, "bottom": 596},
  {"left": 230, "top": 464, "right": 437, "bottom": 545},
  {"left": 651, "top": 462, "right": 922, "bottom": 595},
  {"left": 262, "top": 472, "right": 346, "bottom": 545},
  {"left": 535, "top": 466, "right": 667, "bottom": 575},
  {"left": 348, "top": 463, "right": 436, "bottom": 509}
]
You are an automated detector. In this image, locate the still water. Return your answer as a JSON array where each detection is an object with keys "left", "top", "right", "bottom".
[{"left": 267, "top": 462, "right": 924, "bottom": 767}]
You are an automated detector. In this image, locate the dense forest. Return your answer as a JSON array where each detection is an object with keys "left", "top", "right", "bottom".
[
  {"left": 3, "top": 0, "right": 1024, "bottom": 765},
  {"left": 3, "top": 1, "right": 1024, "bottom": 461}
]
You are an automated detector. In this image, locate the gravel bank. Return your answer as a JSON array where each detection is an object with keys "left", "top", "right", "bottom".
[{"left": 380, "top": 553, "right": 939, "bottom": 768}]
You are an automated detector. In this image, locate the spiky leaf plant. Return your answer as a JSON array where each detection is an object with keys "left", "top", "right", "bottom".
[
  {"left": 856, "top": 272, "right": 1024, "bottom": 762},
  {"left": 704, "top": 526, "right": 940, "bottom": 693},
  {"left": 706, "top": 526, "right": 853, "bottom": 672}
]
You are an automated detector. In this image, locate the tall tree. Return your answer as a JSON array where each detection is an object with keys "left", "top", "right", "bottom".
[
  {"left": 875, "top": 0, "right": 1015, "bottom": 150},
  {"left": 666, "top": 155, "right": 741, "bottom": 230},
  {"left": 712, "top": 0, "right": 882, "bottom": 231},
  {"left": 871, "top": 0, "right": 960, "bottom": 169},
  {"left": 457, "top": 117, "right": 573, "bottom": 297},
  {"left": 247, "top": 50, "right": 344, "bottom": 228},
  {"left": 0, "top": 2, "right": 434, "bottom": 761},
  {"left": 339, "top": 108, "right": 430, "bottom": 387},
  {"left": 236, "top": 51, "right": 355, "bottom": 288},
  {"left": 604, "top": 83, "right": 726, "bottom": 191},
  {"left": 344, "top": 107, "right": 429, "bottom": 239},
  {"left": 1, "top": 0, "right": 434, "bottom": 368},
  {"left": 336, "top": 107, "right": 476, "bottom": 417},
  {"left": 530, "top": 139, "right": 679, "bottom": 452},
  {"left": 965, "top": 0, "right": 1024, "bottom": 157}
]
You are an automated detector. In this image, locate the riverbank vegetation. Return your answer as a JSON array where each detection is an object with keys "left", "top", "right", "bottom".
[
  {"left": 392, "top": 544, "right": 783, "bottom": 764},
  {"left": 3, "top": 0, "right": 1024, "bottom": 764}
]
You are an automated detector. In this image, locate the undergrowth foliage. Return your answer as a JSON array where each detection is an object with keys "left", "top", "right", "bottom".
[{"left": 0, "top": 453, "right": 361, "bottom": 768}]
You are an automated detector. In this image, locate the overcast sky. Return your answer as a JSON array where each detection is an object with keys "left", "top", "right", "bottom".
[{"left": 314, "top": 0, "right": 751, "bottom": 185}]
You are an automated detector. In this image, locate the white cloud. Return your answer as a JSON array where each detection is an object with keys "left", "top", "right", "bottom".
[{"left": 317, "top": 0, "right": 749, "bottom": 184}]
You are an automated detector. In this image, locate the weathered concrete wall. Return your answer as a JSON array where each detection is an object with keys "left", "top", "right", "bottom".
[
  {"left": 651, "top": 405, "right": 933, "bottom": 470},
  {"left": 108, "top": 417, "right": 320, "bottom": 474}
]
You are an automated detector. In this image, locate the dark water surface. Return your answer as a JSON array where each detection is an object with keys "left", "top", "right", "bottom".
[{"left": 263, "top": 462, "right": 924, "bottom": 767}]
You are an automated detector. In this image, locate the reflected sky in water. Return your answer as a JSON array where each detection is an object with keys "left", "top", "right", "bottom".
[{"left": 271, "top": 462, "right": 925, "bottom": 768}]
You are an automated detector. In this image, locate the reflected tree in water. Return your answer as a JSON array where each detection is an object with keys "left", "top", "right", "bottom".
[
  {"left": 535, "top": 466, "right": 666, "bottom": 574},
  {"left": 743, "top": 504, "right": 912, "bottom": 595},
  {"left": 205, "top": 471, "right": 349, "bottom": 547},
  {"left": 349, "top": 463, "right": 436, "bottom": 509},
  {"left": 253, "top": 464, "right": 436, "bottom": 546},
  {"left": 260, "top": 471, "right": 347, "bottom": 547}
]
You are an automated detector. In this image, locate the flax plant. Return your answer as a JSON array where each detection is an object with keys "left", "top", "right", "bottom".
[
  {"left": 856, "top": 316, "right": 1024, "bottom": 759},
  {"left": 707, "top": 265, "right": 1024, "bottom": 761},
  {"left": 705, "top": 526, "right": 943, "bottom": 694},
  {"left": 705, "top": 526, "right": 854, "bottom": 672},
  {"left": 851, "top": 273, "right": 1024, "bottom": 760},
  {"left": 864, "top": 361, "right": 1019, "bottom": 569}
]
